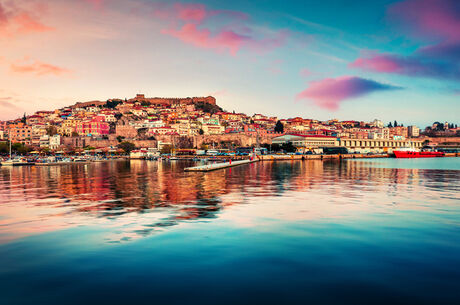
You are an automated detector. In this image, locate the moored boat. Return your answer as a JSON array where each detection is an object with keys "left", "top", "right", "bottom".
[
  {"left": 1, "top": 158, "right": 35, "bottom": 166},
  {"left": 393, "top": 148, "right": 444, "bottom": 158},
  {"left": 0, "top": 141, "right": 35, "bottom": 166}
]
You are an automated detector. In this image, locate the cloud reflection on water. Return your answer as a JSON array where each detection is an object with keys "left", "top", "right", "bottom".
[{"left": 0, "top": 159, "right": 458, "bottom": 243}]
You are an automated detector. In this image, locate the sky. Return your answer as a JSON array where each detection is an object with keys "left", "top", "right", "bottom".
[{"left": 0, "top": 0, "right": 459, "bottom": 127}]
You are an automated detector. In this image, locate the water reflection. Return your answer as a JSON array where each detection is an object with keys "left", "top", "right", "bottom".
[{"left": 0, "top": 159, "right": 459, "bottom": 243}]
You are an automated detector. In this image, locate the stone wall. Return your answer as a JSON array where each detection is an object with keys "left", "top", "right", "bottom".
[
  {"left": 423, "top": 137, "right": 460, "bottom": 144},
  {"left": 61, "top": 137, "right": 157, "bottom": 149}
]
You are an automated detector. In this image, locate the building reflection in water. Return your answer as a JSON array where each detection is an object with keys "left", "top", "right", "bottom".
[{"left": 0, "top": 159, "right": 458, "bottom": 243}]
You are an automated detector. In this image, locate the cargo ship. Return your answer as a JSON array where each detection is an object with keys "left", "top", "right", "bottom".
[{"left": 393, "top": 148, "right": 444, "bottom": 158}]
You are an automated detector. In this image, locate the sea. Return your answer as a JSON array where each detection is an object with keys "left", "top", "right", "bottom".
[{"left": 0, "top": 158, "right": 459, "bottom": 305}]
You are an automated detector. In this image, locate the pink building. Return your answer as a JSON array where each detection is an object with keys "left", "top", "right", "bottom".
[{"left": 76, "top": 120, "right": 110, "bottom": 136}]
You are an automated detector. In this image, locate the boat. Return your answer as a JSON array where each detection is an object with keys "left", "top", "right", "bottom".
[
  {"left": 1, "top": 158, "right": 34, "bottom": 166},
  {"left": 0, "top": 141, "right": 35, "bottom": 166},
  {"left": 393, "top": 147, "right": 444, "bottom": 158},
  {"left": 73, "top": 157, "right": 88, "bottom": 162}
]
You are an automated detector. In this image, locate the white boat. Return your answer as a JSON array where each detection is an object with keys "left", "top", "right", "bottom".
[
  {"left": 0, "top": 141, "right": 34, "bottom": 166},
  {"left": 1, "top": 158, "right": 33, "bottom": 166},
  {"left": 73, "top": 157, "right": 88, "bottom": 162}
]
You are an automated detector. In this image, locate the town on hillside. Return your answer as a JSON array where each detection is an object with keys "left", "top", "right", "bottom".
[{"left": 0, "top": 94, "right": 459, "bottom": 155}]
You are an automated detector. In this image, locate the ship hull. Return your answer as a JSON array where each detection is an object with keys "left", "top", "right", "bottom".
[{"left": 393, "top": 151, "right": 445, "bottom": 158}]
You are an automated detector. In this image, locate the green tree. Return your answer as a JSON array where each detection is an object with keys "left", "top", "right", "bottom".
[
  {"left": 160, "top": 144, "right": 172, "bottom": 154},
  {"left": 105, "top": 100, "right": 122, "bottom": 109},
  {"left": 274, "top": 120, "right": 284, "bottom": 133},
  {"left": 12, "top": 142, "right": 32, "bottom": 155},
  {"left": 394, "top": 120, "right": 398, "bottom": 127},
  {"left": 199, "top": 128, "right": 204, "bottom": 135},
  {"left": 46, "top": 126, "right": 58, "bottom": 136},
  {"left": 21, "top": 113, "right": 27, "bottom": 124},
  {"left": 71, "top": 131, "right": 79, "bottom": 137},
  {"left": 140, "top": 101, "right": 151, "bottom": 107},
  {"left": 0, "top": 142, "right": 8, "bottom": 154},
  {"left": 117, "top": 141, "right": 136, "bottom": 153},
  {"left": 281, "top": 142, "right": 296, "bottom": 153},
  {"left": 40, "top": 147, "right": 51, "bottom": 155},
  {"left": 194, "top": 101, "right": 223, "bottom": 114}
]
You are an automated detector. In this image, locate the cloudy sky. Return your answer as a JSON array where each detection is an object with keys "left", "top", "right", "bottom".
[{"left": 0, "top": 0, "right": 459, "bottom": 126}]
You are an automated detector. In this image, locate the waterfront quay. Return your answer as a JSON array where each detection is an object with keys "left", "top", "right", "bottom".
[
  {"left": 169, "top": 152, "right": 459, "bottom": 163},
  {"left": 184, "top": 159, "right": 258, "bottom": 172}
]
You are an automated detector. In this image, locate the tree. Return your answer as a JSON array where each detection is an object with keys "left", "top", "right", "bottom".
[
  {"left": 176, "top": 136, "right": 193, "bottom": 149},
  {"left": 194, "top": 101, "right": 223, "bottom": 114},
  {"left": 117, "top": 141, "right": 135, "bottom": 153},
  {"left": 71, "top": 131, "right": 79, "bottom": 137},
  {"left": 388, "top": 122, "right": 393, "bottom": 127},
  {"left": 199, "top": 128, "right": 204, "bottom": 135},
  {"left": 274, "top": 120, "right": 284, "bottom": 133},
  {"left": 0, "top": 142, "right": 8, "bottom": 154},
  {"left": 105, "top": 100, "right": 122, "bottom": 109},
  {"left": 140, "top": 101, "right": 151, "bottom": 107},
  {"left": 21, "top": 113, "right": 27, "bottom": 124},
  {"left": 281, "top": 142, "right": 296, "bottom": 153},
  {"left": 160, "top": 144, "right": 172, "bottom": 154},
  {"left": 116, "top": 136, "right": 125, "bottom": 143},
  {"left": 394, "top": 120, "right": 398, "bottom": 127},
  {"left": 46, "top": 126, "right": 58, "bottom": 136},
  {"left": 12, "top": 142, "right": 32, "bottom": 155},
  {"left": 40, "top": 147, "right": 51, "bottom": 155}
]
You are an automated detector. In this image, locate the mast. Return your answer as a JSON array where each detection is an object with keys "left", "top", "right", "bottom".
[{"left": 9, "top": 139, "right": 12, "bottom": 159}]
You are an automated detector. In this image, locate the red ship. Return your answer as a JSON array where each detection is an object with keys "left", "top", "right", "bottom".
[{"left": 393, "top": 148, "right": 444, "bottom": 158}]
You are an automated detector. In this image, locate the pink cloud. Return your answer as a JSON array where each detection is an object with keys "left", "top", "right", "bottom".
[
  {"left": 350, "top": 0, "right": 460, "bottom": 81},
  {"left": 388, "top": 0, "right": 460, "bottom": 42},
  {"left": 296, "top": 76, "right": 400, "bottom": 110},
  {"left": 162, "top": 23, "right": 249, "bottom": 56},
  {"left": 173, "top": 3, "right": 208, "bottom": 23},
  {"left": 350, "top": 52, "right": 460, "bottom": 80},
  {"left": 350, "top": 55, "right": 402, "bottom": 73},
  {"left": 151, "top": 2, "right": 248, "bottom": 24},
  {"left": 299, "top": 68, "right": 312, "bottom": 77},
  {"left": 163, "top": 22, "right": 287, "bottom": 56},
  {"left": 156, "top": 2, "right": 287, "bottom": 55},
  {"left": 12, "top": 13, "right": 54, "bottom": 33},
  {"left": 10, "top": 59, "right": 71, "bottom": 76},
  {"left": 0, "top": 2, "right": 53, "bottom": 36}
]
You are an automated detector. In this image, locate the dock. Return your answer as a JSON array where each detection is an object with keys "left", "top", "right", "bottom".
[{"left": 184, "top": 159, "right": 258, "bottom": 172}]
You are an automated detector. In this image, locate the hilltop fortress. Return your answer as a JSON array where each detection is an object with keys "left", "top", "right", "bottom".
[
  {"left": 128, "top": 94, "right": 216, "bottom": 106},
  {"left": 69, "top": 94, "right": 216, "bottom": 109}
]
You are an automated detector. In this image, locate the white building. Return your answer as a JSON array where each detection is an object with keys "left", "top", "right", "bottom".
[
  {"left": 272, "top": 134, "right": 338, "bottom": 148},
  {"left": 201, "top": 124, "right": 225, "bottom": 135},
  {"left": 371, "top": 119, "right": 384, "bottom": 128},
  {"left": 408, "top": 125, "right": 420, "bottom": 138},
  {"left": 49, "top": 135, "right": 61, "bottom": 149},
  {"left": 39, "top": 134, "right": 61, "bottom": 149}
]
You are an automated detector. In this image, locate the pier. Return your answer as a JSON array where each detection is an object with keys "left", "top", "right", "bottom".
[{"left": 184, "top": 159, "right": 258, "bottom": 172}]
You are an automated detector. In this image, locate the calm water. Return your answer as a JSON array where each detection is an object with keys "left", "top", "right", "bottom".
[{"left": 0, "top": 158, "right": 459, "bottom": 305}]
